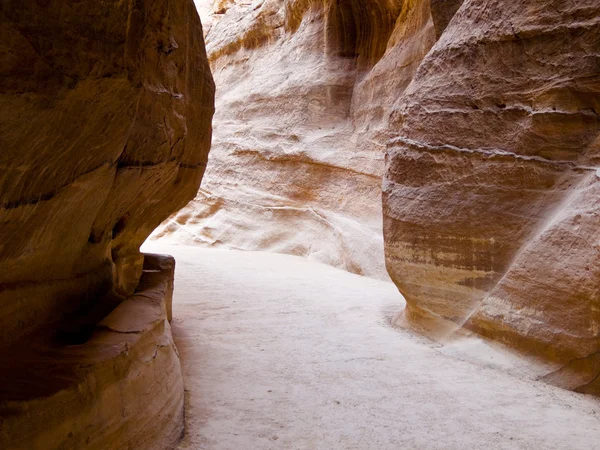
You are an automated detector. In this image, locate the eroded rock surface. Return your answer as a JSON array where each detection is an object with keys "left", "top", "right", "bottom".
[
  {"left": 0, "top": 0, "right": 214, "bottom": 447},
  {"left": 152, "top": 1, "right": 600, "bottom": 396},
  {"left": 0, "top": 0, "right": 214, "bottom": 344},
  {"left": 152, "top": 0, "right": 437, "bottom": 279},
  {"left": 0, "top": 255, "right": 184, "bottom": 450},
  {"left": 382, "top": 0, "right": 600, "bottom": 392}
]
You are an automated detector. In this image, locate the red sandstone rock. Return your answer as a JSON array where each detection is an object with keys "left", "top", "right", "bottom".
[
  {"left": 0, "top": 255, "right": 184, "bottom": 450},
  {"left": 0, "top": 0, "right": 214, "bottom": 447},
  {"left": 0, "top": 0, "right": 214, "bottom": 343}
]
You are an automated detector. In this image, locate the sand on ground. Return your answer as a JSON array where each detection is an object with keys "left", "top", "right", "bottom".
[{"left": 142, "top": 243, "right": 600, "bottom": 450}]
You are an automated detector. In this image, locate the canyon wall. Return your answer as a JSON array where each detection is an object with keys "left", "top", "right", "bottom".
[
  {"left": 153, "top": 0, "right": 429, "bottom": 279},
  {"left": 383, "top": 0, "right": 600, "bottom": 394},
  {"left": 160, "top": 0, "right": 469, "bottom": 281},
  {"left": 174, "top": 0, "right": 599, "bottom": 394},
  {"left": 0, "top": 0, "right": 214, "bottom": 447}
]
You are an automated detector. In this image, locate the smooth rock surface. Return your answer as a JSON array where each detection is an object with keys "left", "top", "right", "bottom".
[
  {"left": 382, "top": 0, "right": 600, "bottom": 387},
  {"left": 152, "top": 0, "right": 436, "bottom": 280},
  {"left": 156, "top": 0, "right": 600, "bottom": 393},
  {"left": 0, "top": 0, "right": 215, "bottom": 344},
  {"left": 0, "top": 1, "right": 213, "bottom": 448},
  {"left": 0, "top": 254, "right": 184, "bottom": 450},
  {"left": 144, "top": 243, "right": 600, "bottom": 450}
]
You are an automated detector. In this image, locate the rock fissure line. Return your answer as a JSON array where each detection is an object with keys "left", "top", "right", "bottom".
[{"left": 388, "top": 136, "right": 599, "bottom": 170}]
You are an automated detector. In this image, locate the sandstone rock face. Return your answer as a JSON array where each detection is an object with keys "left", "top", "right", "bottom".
[
  {"left": 0, "top": 255, "right": 184, "bottom": 450},
  {"left": 383, "top": 0, "right": 600, "bottom": 391},
  {"left": 0, "top": 0, "right": 214, "bottom": 343},
  {"left": 0, "top": 0, "right": 214, "bottom": 446},
  {"left": 153, "top": 0, "right": 436, "bottom": 279}
]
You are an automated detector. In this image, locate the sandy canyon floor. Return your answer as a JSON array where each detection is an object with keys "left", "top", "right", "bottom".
[{"left": 142, "top": 244, "right": 600, "bottom": 450}]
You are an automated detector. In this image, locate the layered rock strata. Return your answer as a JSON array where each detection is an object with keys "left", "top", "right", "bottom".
[
  {"left": 154, "top": 0, "right": 435, "bottom": 279},
  {"left": 382, "top": 0, "right": 600, "bottom": 393},
  {"left": 0, "top": 0, "right": 214, "bottom": 343},
  {"left": 0, "top": 0, "right": 214, "bottom": 446},
  {"left": 0, "top": 255, "right": 183, "bottom": 450}
]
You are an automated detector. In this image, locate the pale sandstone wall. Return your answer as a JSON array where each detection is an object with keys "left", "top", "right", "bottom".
[
  {"left": 167, "top": 0, "right": 465, "bottom": 280},
  {"left": 179, "top": 0, "right": 599, "bottom": 394},
  {"left": 154, "top": 0, "right": 427, "bottom": 279}
]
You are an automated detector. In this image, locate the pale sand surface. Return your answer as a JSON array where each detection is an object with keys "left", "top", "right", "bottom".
[{"left": 142, "top": 243, "right": 600, "bottom": 450}]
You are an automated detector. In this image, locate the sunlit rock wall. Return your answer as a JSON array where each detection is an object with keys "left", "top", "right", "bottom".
[
  {"left": 153, "top": 0, "right": 599, "bottom": 394},
  {"left": 382, "top": 0, "right": 600, "bottom": 393},
  {"left": 153, "top": 0, "right": 429, "bottom": 279}
]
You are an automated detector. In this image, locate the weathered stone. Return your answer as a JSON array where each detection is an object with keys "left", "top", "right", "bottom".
[
  {"left": 0, "top": 255, "right": 184, "bottom": 450},
  {"left": 430, "top": 0, "right": 464, "bottom": 38},
  {"left": 0, "top": 0, "right": 214, "bottom": 447},
  {"left": 155, "top": 0, "right": 436, "bottom": 279},
  {"left": 383, "top": 0, "right": 600, "bottom": 388},
  {"left": 0, "top": 0, "right": 214, "bottom": 342}
]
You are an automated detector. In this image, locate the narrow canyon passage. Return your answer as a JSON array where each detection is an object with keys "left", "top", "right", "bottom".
[
  {"left": 2, "top": 1, "right": 598, "bottom": 448},
  {"left": 143, "top": 244, "right": 600, "bottom": 450}
]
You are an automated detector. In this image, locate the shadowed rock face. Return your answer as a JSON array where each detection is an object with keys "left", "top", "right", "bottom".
[
  {"left": 0, "top": 0, "right": 215, "bottom": 344},
  {"left": 0, "top": 255, "right": 185, "bottom": 450},
  {"left": 383, "top": 0, "right": 600, "bottom": 392},
  {"left": 429, "top": 0, "right": 464, "bottom": 38},
  {"left": 0, "top": 0, "right": 214, "bottom": 447}
]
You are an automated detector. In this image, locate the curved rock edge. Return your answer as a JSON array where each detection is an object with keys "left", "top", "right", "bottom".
[{"left": 0, "top": 254, "right": 184, "bottom": 450}]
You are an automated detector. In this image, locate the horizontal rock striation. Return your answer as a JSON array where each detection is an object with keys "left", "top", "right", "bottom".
[
  {"left": 0, "top": 0, "right": 214, "bottom": 446},
  {"left": 383, "top": 0, "right": 600, "bottom": 391},
  {"left": 0, "top": 254, "right": 184, "bottom": 450},
  {"left": 0, "top": 0, "right": 214, "bottom": 344},
  {"left": 155, "top": 0, "right": 439, "bottom": 279}
]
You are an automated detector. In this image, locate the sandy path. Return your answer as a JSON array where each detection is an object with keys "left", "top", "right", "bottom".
[{"left": 143, "top": 244, "right": 600, "bottom": 450}]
